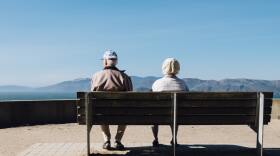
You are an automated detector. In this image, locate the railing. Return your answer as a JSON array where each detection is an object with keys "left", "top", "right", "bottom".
[{"left": 0, "top": 99, "right": 279, "bottom": 128}]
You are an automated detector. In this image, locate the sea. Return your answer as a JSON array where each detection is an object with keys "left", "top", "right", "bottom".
[
  {"left": 0, "top": 92, "right": 76, "bottom": 101},
  {"left": 0, "top": 92, "right": 279, "bottom": 101}
]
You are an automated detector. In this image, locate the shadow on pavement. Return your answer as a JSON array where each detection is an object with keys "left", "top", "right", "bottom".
[{"left": 91, "top": 144, "right": 280, "bottom": 156}]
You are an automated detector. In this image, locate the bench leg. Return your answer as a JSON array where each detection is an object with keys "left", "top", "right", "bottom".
[
  {"left": 256, "top": 93, "right": 264, "bottom": 156},
  {"left": 172, "top": 93, "right": 177, "bottom": 156},
  {"left": 87, "top": 125, "right": 92, "bottom": 156},
  {"left": 85, "top": 93, "right": 93, "bottom": 156}
]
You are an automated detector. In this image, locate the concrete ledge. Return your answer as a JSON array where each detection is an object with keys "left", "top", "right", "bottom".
[{"left": 0, "top": 100, "right": 76, "bottom": 128}]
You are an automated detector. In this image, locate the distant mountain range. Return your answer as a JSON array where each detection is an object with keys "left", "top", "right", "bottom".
[{"left": 0, "top": 76, "right": 279, "bottom": 98}]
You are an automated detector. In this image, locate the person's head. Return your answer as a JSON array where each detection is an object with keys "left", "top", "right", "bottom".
[
  {"left": 162, "top": 58, "right": 180, "bottom": 76},
  {"left": 102, "top": 50, "right": 118, "bottom": 67}
]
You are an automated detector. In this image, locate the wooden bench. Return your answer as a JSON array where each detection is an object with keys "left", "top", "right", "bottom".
[{"left": 76, "top": 92, "right": 273, "bottom": 156}]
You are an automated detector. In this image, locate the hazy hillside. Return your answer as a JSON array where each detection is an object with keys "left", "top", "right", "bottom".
[
  {"left": 0, "top": 77, "right": 279, "bottom": 98},
  {"left": 131, "top": 76, "right": 158, "bottom": 91},
  {"left": 35, "top": 76, "right": 158, "bottom": 92},
  {"left": 0, "top": 85, "right": 34, "bottom": 92},
  {"left": 37, "top": 78, "right": 91, "bottom": 92},
  {"left": 183, "top": 78, "right": 280, "bottom": 97}
]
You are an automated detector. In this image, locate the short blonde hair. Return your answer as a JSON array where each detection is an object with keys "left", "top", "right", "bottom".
[{"left": 162, "top": 58, "right": 180, "bottom": 75}]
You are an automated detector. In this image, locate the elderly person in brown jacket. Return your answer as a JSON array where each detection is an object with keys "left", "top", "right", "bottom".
[{"left": 91, "top": 50, "right": 133, "bottom": 150}]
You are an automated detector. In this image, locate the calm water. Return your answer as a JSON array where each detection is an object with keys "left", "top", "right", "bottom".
[
  {"left": 0, "top": 92, "right": 279, "bottom": 101},
  {"left": 0, "top": 92, "right": 76, "bottom": 101}
]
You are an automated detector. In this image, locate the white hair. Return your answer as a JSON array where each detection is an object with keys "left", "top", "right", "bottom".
[{"left": 162, "top": 58, "right": 180, "bottom": 75}]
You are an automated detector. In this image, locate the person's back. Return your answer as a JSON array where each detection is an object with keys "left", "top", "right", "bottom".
[
  {"left": 91, "top": 50, "right": 132, "bottom": 150},
  {"left": 151, "top": 58, "right": 189, "bottom": 147},
  {"left": 91, "top": 66, "right": 132, "bottom": 92},
  {"left": 152, "top": 75, "right": 188, "bottom": 92}
]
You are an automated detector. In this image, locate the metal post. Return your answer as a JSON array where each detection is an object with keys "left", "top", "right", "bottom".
[
  {"left": 256, "top": 92, "right": 264, "bottom": 156},
  {"left": 85, "top": 92, "right": 93, "bottom": 156},
  {"left": 172, "top": 93, "right": 177, "bottom": 156}
]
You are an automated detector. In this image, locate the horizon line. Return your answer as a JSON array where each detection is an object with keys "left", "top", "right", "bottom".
[{"left": 0, "top": 76, "right": 280, "bottom": 88}]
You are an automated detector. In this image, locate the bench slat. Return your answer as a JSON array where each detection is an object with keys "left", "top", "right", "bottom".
[
  {"left": 78, "top": 99, "right": 269, "bottom": 108},
  {"left": 177, "top": 115, "right": 271, "bottom": 125},
  {"left": 77, "top": 115, "right": 270, "bottom": 125},
  {"left": 77, "top": 92, "right": 273, "bottom": 99},
  {"left": 178, "top": 99, "right": 272, "bottom": 108},
  {"left": 78, "top": 92, "right": 172, "bottom": 100},
  {"left": 76, "top": 92, "right": 273, "bottom": 125},
  {"left": 177, "top": 92, "right": 273, "bottom": 99},
  {"left": 77, "top": 107, "right": 271, "bottom": 116}
]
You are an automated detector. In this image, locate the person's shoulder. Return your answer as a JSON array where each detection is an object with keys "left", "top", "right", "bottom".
[
  {"left": 176, "top": 77, "right": 189, "bottom": 91},
  {"left": 178, "top": 77, "right": 186, "bottom": 83},
  {"left": 152, "top": 79, "right": 159, "bottom": 91},
  {"left": 95, "top": 70, "right": 104, "bottom": 74},
  {"left": 115, "top": 69, "right": 131, "bottom": 79},
  {"left": 153, "top": 77, "right": 166, "bottom": 84},
  {"left": 173, "top": 76, "right": 184, "bottom": 82},
  {"left": 152, "top": 77, "right": 166, "bottom": 91},
  {"left": 92, "top": 70, "right": 104, "bottom": 79}
]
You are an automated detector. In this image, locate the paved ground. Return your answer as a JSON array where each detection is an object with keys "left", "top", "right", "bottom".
[
  {"left": 17, "top": 143, "right": 280, "bottom": 156},
  {"left": 17, "top": 143, "right": 86, "bottom": 156},
  {"left": 0, "top": 120, "right": 279, "bottom": 156}
]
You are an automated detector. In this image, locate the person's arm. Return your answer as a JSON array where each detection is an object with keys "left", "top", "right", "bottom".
[
  {"left": 151, "top": 82, "right": 156, "bottom": 92},
  {"left": 121, "top": 72, "right": 133, "bottom": 91},
  {"left": 90, "top": 75, "right": 96, "bottom": 91},
  {"left": 125, "top": 76, "right": 133, "bottom": 91},
  {"left": 152, "top": 80, "right": 159, "bottom": 92}
]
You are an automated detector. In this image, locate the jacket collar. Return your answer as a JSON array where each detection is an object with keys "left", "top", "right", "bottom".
[
  {"left": 164, "top": 74, "right": 177, "bottom": 78},
  {"left": 104, "top": 66, "right": 126, "bottom": 73}
]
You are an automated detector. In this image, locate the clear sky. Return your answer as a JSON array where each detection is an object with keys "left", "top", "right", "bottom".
[{"left": 0, "top": 0, "right": 279, "bottom": 86}]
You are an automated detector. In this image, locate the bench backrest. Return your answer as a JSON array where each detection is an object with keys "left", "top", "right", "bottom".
[{"left": 76, "top": 92, "right": 273, "bottom": 125}]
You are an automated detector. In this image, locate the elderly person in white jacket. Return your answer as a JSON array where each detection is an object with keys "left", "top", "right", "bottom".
[{"left": 151, "top": 58, "right": 189, "bottom": 147}]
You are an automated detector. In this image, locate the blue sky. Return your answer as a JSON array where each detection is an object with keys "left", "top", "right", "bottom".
[{"left": 0, "top": 0, "right": 279, "bottom": 86}]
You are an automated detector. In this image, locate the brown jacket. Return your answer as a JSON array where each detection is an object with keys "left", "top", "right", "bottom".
[{"left": 91, "top": 66, "right": 133, "bottom": 91}]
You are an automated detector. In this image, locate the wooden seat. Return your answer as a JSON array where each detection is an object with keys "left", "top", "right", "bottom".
[{"left": 76, "top": 92, "right": 273, "bottom": 156}]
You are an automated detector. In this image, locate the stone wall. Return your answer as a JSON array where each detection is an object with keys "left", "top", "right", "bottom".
[{"left": 0, "top": 100, "right": 76, "bottom": 128}]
